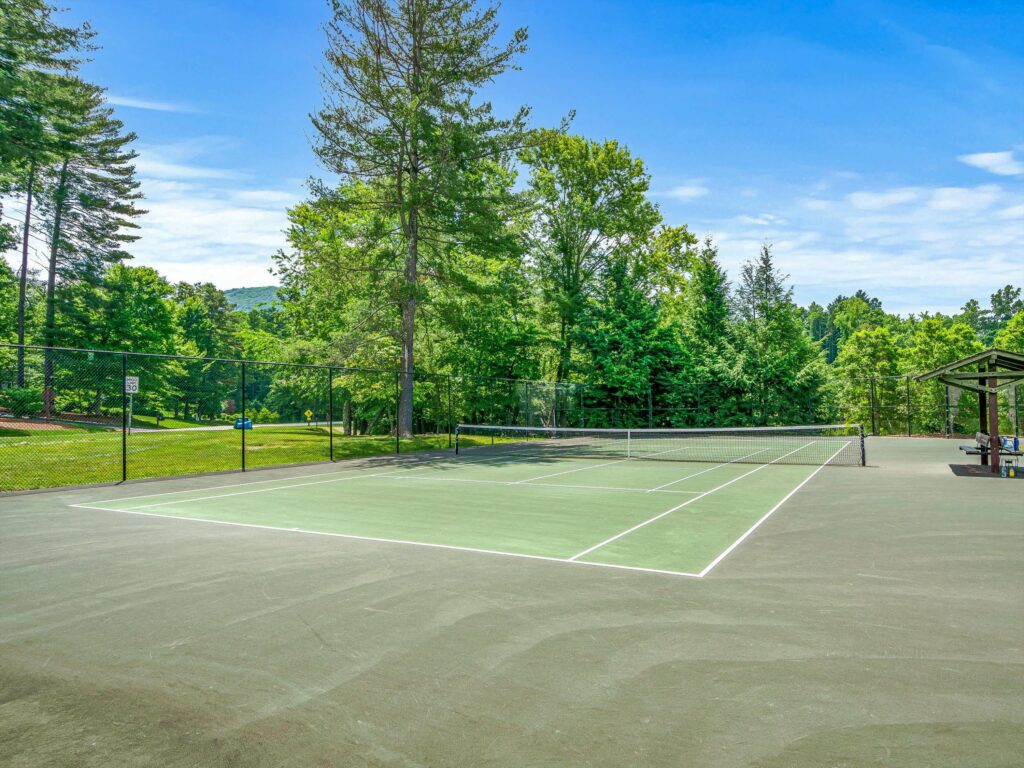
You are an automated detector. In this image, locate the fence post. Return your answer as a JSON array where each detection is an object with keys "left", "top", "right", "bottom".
[
  {"left": 944, "top": 385, "right": 951, "bottom": 437},
  {"left": 241, "top": 362, "right": 246, "bottom": 471},
  {"left": 580, "top": 386, "right": 585, "bottom": 428},
  {"left": 328, "top": 367, "right": 334, "bottom": 461},
  {"left": 647, "top": 385, "right": 653, "bottom": 428},
  {"left": 447, "top": 375, "right": 453, "bottom": 448},
  {"left": 905, "top": 376, "right": 912, "bottom": 436},
  {"left": 121, "top": 352, "right": 127, "bottom": 482},
  {"left": 394, "top": 371, "right": 400, "bottom": 454},
  {"left": 869, "top": 377, "right": 878, "bottom": 435},
  {"left": 525, "top": 382, "right": 531, "bottom": 427}
]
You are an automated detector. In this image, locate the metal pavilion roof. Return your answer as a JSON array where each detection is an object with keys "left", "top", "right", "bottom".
[{"left": 914, "top": 347, "right": 1024, "bottom": 396}]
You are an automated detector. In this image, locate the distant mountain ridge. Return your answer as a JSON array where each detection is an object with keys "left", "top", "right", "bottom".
[{"left": 225, "top": 286, "right": 279, "bottom": 310}]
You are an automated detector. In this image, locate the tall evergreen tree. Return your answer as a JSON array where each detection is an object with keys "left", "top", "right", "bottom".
[
  {"left": 0, "top": 0, "right": 94, "bottom": 382},
  {"left": 733, "top": 245, "right": 826, "bottom": 425},
  {"left": 36, "top": 79, "right": 144, "bottom": 354},
  {"left": 311, "top": 0, "right": 534, "bottom": 436},
  {"left": 680, "top": 238, "right": 736, "bottom": 423}
]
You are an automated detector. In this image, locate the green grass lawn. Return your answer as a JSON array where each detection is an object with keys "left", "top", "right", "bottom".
[
  {"left": 128, "top": 414, "right": 234, "bottom": 430},
  {"left": 0, "top": 426, "right": 462, "bottom": 491}
]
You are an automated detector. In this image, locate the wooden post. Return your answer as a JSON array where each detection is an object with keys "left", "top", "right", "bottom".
[
  {"left": 977, "top": 366, "right": 988, "bottom": 465},
  {"left": 988, "top": 361, "right": 999, "bottom": 474}
]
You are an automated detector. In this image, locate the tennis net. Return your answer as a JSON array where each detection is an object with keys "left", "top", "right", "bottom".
[{"left": 454, "top": 424, "right": 866, "bottom": 467}]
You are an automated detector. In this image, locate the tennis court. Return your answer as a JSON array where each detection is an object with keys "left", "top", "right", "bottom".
[
  {"left": 69, "top": 424, "right": 865, "bottom": 577},
  {"left": 4, "top": 434, "right": 1023, "bottom": 767}
]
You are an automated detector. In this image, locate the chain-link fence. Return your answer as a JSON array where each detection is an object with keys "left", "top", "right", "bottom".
[
  {"left": 827, "top": 374, "right": 1021, "bottom": 437},
  {"left": 2, "top": 343, "right": 1021, "bottom": 492}
]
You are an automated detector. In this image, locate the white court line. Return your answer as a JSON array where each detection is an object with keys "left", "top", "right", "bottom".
[
  {"left": 73, "top": 464, "right": 377, "bottom": 504},
  {"left": 75, "top": 449, "right": 541, "bottom": 508},
  {"left": 378, "top": 473, "right": 702, "bottom": 495},
  {"left": 512, "top": 458, "right": 630, "bottom": 484},
  {"left": 68, "top": 503, "right": 702, "bottom": 578},
  {"left": 697, "top": 440, "right": 851, "bottom": 577},
  {"left": 645, "top": 447, "right": 773, "bottom": 492},
  {"left": 509, "top": 442, "right": 702, "bottom": 485},
  {"left": 73, "top": 460, "right": 484, "bottom": 512},
  {"left": 568, "top": 442, "right": 817, "bottom": 561}
]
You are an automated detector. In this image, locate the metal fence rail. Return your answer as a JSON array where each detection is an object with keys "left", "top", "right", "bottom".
[{"left": 1, "top": 343, "right": 1020, "bottom": 492}]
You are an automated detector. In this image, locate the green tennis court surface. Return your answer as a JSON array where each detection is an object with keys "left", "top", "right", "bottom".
[
  {"left": 3, "top": 437, "right": 1022, "bottom": 767},
  {"left": 71, "top": 442, "right": 847, "bottom": 577}
]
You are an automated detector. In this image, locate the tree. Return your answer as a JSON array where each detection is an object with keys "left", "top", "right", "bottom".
[
  {"left": 733, "top": 245, "right": 827, "bottom": 425},
  {"left": 274, "top": 185, "right": 406, "bottom": 367},
  {"left": 677, "top": 238, "right": 737, "bottom": 423},
  {"left": 311, "top": 0, "right": 533, "bottom": 436},
  {"left": 0, "top": 0, "right": 92, "bottom": 171},
  {"left": 521, "top": 131, "right": 660, "bottom": 381},
  {"left": 574, "top": 255, "right": 685, "bottom": 427},
  {"left": 993, "top": 311, "right": 1024, "bottom": 354},
  {"left": 834, "top": 326, "right": 902, "bottom": 432},
  {"left": 36, "top": 78, "right": 144, "bottom": 351},
  {"left": 0, "top": 0, "right": 94, "bottom": 382},
  {"left": 905, "top": 317, "right": 983, "bottom": 433},
  {"left": 169, "top": 282, "right": 243, "bottom": 420},
  {"left": 958, "top": 286, "right": 1023, "bottom": 344},
  {"left": 0, "top": 259, "right": 18, "bottom": 341}
]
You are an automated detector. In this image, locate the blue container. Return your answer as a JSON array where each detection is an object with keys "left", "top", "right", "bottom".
[{"left": 234, "top": 417, "right": 252, "bottom": 430}]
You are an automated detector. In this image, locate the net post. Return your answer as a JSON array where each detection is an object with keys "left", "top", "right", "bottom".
[
  {"left": 121, "top": 352, "right": 127, "bottom": 482},
  {"left": 859, "top": 423, "right": 866, "bottom": 466},
  {"left": 328, "top": 367, "right": 334, "bottom": 462},
  {"left": 241, "top": 361, "right": 246, "bottom": 471}
]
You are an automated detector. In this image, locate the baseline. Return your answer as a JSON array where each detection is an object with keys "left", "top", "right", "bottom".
[{"left": 68, "top": 503, "right": 703, "bottom": 578}]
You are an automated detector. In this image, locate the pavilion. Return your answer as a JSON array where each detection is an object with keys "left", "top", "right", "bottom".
[{"left": 914, "top": 347, "right": 1024, "bottom": 473}]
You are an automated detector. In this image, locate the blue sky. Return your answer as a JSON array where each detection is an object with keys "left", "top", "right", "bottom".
[{"left": 14, "top": 0, "right": 1023, "bottom": 314}]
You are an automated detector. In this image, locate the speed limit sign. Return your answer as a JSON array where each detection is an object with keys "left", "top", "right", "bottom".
[{"left": 124, "top": 376, "right": 140, "bottom": 394}]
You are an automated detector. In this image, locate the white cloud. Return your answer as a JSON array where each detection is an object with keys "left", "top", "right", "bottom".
[
  {"left": 957, "top": 151, "right": 1024, "bottom": 177},
  {"left": 995, "top": 203, "right": 1024, "bottom": 220},
  {"left": 734, "top": 213, "right": 788, "bottom": 226},
  {"left": 134, "top": 157, "right": 240, "bottom": 181},
  {"left": 664, "top": 184, "right": 709, "bottom": 200},
  {"left": 700, "top": 179, "right": 1024, "bottom": 315},
  {"left": 107, "top": 95, "right": 194, "bottom": 113},
  {"left": 846, "top": 188, "right": 919, "bottom": 210},
  {"left": 928, "top": 185, "right": 1001, "bottom": 211},
  {"left": 126, "top": 142, "right": 301, "bottom": 288}
]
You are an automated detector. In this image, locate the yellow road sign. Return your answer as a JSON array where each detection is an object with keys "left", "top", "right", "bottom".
[{"left": 305, "top": 409, "right": 313, "bottom": 420}]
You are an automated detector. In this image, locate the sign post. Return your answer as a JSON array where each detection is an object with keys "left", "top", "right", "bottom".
[{"left": 124, "top": 376, "right": 139, "bottom": 434}]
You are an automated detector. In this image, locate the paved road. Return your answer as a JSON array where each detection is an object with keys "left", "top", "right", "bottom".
[{"left": 127, "top": 421, "right": 325, "bottom": 433}]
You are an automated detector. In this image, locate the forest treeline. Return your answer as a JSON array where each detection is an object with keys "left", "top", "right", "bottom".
[{"left": 2, "top": 0, "right": 1022, "bottom": 434}]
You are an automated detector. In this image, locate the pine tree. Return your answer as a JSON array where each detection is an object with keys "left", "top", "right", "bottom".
[
  {"left": 34, "top": 79, "right": 144, "bottom": 409},
  {"left": 311, "top": 0, "right": 533, "bottom": 436},
  {"left": 733, "top": 244, "right": 826, "bottom": 424},
  {"left": 0, "top": 0, "right": 94, "bottom": 382}
]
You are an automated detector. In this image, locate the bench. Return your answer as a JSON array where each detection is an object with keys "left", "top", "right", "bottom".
[{"left": 959, "top": 432, "right": 1023, "bottom": 459}]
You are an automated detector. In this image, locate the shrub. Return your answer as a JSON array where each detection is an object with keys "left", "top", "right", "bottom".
[{"left": 0, "top": 388, "right": 44, "bottom": 418}]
